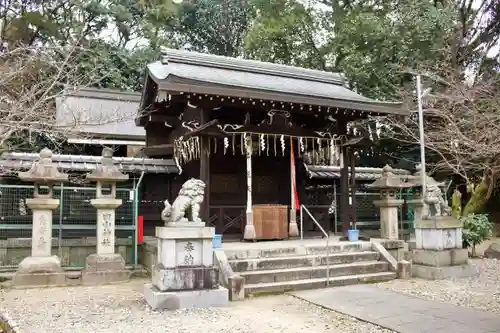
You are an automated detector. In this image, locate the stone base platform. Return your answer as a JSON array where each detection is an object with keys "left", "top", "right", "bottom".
[
  {"left": 12, "top": 255, "right": 66, "bottom": 288},
  {"left": 410, "top": 247, "right": 478, "bottom": 279},
  {"left": 12, "top": 271, "right": 67, "bottom": 288},
  {"left": 144, "top": 283, "right": 228, "bottom": 310},
  {"left": 412, "top": 248, "right": 469, "bottom": 266},
  {"left": 81, "top": 270, "right": 131, "bottom": 285},
  {"left": 152, "top": 265, "right": 219, "bottom": 291},
  {"left": 82, "top": 253, "right": 130, "bottom": 285},
  {"left": 411, "top": 262, "right": 478, "bottom": 280}
]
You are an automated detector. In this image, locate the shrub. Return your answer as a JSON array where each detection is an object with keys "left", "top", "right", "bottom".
[{"left": 462, "top": 213, "right": 494, "bottom": 257}]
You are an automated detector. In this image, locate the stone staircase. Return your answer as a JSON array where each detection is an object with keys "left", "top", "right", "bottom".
[{"left": 225, "top": 242, "right": 396, "bottom": 296}]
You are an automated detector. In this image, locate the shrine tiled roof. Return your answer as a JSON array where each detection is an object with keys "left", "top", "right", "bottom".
[
  {"left": 0, "top": 152, "right": 177, "bottom": 174},
  {"left": 56, "top": 87, "right": 144, "bottom": 139},
  {"left": 140, "top": 48, "right": 406, "bottom": 116},
  {"left": 305, "top": 164, "right": 411, "bottom": 181}
]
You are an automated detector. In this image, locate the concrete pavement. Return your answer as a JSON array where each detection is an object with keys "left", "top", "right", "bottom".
[{"left": 292, "top": 284, "right": 500, "bottom": 333}]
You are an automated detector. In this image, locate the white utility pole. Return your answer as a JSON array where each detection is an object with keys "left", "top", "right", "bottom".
[{"left": 416, "top": 75, "right": 426, "bottom": 196}]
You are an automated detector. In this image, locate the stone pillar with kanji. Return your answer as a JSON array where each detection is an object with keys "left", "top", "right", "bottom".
[
  {"left": 12, "top": 148, "right": 68, "bottom": 287},
  {"left": 82, "top": 148, "right": 130, "bottom": 285},
  {"left": 367, "top": 165, "right": 406, "bottom": 240}
]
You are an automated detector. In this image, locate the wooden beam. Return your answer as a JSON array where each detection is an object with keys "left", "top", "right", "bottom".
[
  {"left": 341, "top": 136, "right": 373, "bottom": 148},
  {"left": 136, "top": 101, "right": 185, "bottom": 127},
  {"left": 143, "top": 144, "right": 173, "bottom": 157},
  {"left": 177, "top": 93, "right": 372, "bottom": 119},
  {"left": 144, "top": 114, "right": 181, "bottom": 126},
  {"left": 183, "top": 119, "right": 228, "bottom": 138},
  {"left": 165, "top": 83, "right": 403, "bottom": 115}
]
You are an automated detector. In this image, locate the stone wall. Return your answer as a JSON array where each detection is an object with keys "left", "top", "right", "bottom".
[
  {"left": 138, "top": 237, "right": 157, "bottom": 272},
  {"left": 0, "top": 238, "right": 134, "bottom": 267}
]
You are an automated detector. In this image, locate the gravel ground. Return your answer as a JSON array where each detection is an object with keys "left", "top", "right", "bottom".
[
  {"left": 377, "top": 258, "right": 500, "bottom": 314},
  {"left": 0, "top": 279, "right": 393, "bottom": 333}
]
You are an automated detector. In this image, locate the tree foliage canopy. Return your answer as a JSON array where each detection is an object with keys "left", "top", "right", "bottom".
[{"left": 3, "top": 0, "right": 498, "bottom": 96}]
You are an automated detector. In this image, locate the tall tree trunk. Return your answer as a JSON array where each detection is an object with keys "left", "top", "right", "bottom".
[
  {"left": 451, "top": 189, "right": 462, "bottom": 218},
  {"left": 462, "top": 174, "right": 494, "bottom": 216}
]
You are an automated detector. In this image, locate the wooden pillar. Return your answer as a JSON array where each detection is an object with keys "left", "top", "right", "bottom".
[
  {"left": 289, "top": 138, "right": 299, "bottom": 237},
  {"left": 337, "top": 118, "right": 349, "bottom": 234},
  {"left": 199, "top": 108, "right": 211, "bottom": 223},
  {"left": 340, "top": 148, "right": 350, "bottom": 233},
  {"left": 243, "top": 134, "right": 256, "bottom": 240},
  {"left": 349, "top": 148, "right": 357, "bottom": 227}
]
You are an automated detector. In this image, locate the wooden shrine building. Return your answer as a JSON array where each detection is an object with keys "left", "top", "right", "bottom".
[{"left": 136, "top": 48, "right": 408, "bottom": 240}]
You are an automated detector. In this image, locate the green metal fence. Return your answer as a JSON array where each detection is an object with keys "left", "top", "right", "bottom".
[
  {"left": 0, "top": 183, "right": 139, "bottom": 267},
  {"left": 330, "top": 190, "right": 415, "bottom": 237}
]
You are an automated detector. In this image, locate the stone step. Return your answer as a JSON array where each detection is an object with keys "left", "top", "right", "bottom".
[
  {"left": 230, "top": 251, "right": 380, "bottom": 272},
  {"left": 224, "top": 241, "right": 372, "bottom": 260},
  {"left": 0, "top": 265, "right": 145, "bottom": 282},
  {"left": 239, "top": 261, "right": 389, "bottom": 285},
  {"left": 245, "top": 272, "right": 397, "bottom": 296}
]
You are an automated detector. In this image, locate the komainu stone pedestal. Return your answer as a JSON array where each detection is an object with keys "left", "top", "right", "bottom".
[
  {"left": 12, "top": 198, "right": 66, "bottom": 288},
  {"left": 82, "top": 198, "right": 130, "bottom": 285},
  {"left": 144, "top": 222, "right": 229, "bottom": 310},
  {"left": 144, "top": 283, "right": 229, "bottom": 311},
  {"left": 412, "top": 216, "right": 478, "bottom": 279}
]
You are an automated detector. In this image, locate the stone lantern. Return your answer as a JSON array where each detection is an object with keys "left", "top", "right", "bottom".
[
  {"left": 13, "top": 148, "right": 68, "bottom": 287},
  {"left": 366, "top": 165, "right": 406, "bottom": 240},
  {"left": 82, "top": 147, "right": 130, "bottom": 285}
]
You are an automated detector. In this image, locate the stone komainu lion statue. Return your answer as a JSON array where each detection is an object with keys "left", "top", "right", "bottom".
[
  {"left": 423, "top": 183, "right": 451, "bottom": 218},
  {"left": 161, "top": 178, "right": 206, "bottom": 223}
]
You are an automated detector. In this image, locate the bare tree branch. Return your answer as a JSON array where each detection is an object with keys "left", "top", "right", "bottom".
[
  {"left": 0, "top": 43, "right": 136, "bottom": 152},
  {"left": 382, "top": 69, "right": 500, "bottom": 187}
]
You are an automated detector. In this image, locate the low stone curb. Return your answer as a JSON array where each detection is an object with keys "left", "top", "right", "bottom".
[{"left": 213, "top": 250, "right": 245, "bottom": 301}]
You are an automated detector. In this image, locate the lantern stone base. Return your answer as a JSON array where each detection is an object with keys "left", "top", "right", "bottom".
[
  {"left": 144, "top": 283, "right": 228, "bottom": 311},
  {"left": 12, "top": 255, "right": 66, "bottom": 288},
  {"left": 373, "top": 198, "right": 404, "bottom": 240},
  {"left": 82, "top": 253, "right": 130, "bottom": 285}
]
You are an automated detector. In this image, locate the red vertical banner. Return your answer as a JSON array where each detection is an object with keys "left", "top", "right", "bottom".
[
  {"left": 137, "top": 215, "right": 144, "bottom": 244},
  {"left": 290, "top": 138, "right": 300, "bottom": 209}
]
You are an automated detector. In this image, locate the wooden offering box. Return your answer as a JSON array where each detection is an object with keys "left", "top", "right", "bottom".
[{"left": 253, "top": 204, "right": 288, "bottom": 240}]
